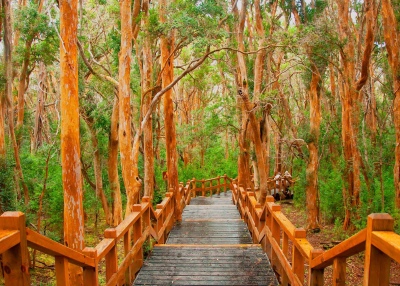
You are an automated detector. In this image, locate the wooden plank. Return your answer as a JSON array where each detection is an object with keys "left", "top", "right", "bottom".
[
  {"left": 371, "top": 231, "right": 400, "bottom": 264},
  {"left": 0, "top": 230, "right": 20, "bottom": 254},
  {"left": 26, "top": 228, "right": 95, "bottom": 268}
]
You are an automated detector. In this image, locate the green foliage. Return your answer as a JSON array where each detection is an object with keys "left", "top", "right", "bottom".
[
  {"left": 0, "top": 158, "right": 16, "bottom": 212},
  {"left": 14, "top": 3, "right": 59, "bottom": 65}
]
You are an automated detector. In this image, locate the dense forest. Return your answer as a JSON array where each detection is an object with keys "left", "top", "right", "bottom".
[{"left": 0, "top": 0, "right": 399, "bottom": 254}]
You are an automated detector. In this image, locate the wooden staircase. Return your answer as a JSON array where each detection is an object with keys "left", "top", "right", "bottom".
[{"left": 134, "top": 191, "right": 278, "bottom": 285}]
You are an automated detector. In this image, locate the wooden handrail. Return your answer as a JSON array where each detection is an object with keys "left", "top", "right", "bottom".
[{"left": 230, "top": 181, "right": 400, "bottom": 286}]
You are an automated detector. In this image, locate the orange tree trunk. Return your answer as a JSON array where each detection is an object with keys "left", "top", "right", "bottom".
[
  {"left": 306, "top": 65, "right": 322, "bottom": 230},
  {"left": 119, "top": 0, "right": 141, "bottom": 216},
  {"left": 0, "top": 96, "right": 5, "bottom": 159},
  {"left": 160, "top": 0, "right": 182, "bottom": 220},
  {"left": 381, "top": 0, "right": 400, "bottom": 208},
  {"left": 108, "top": 97, "right": 123, "bottom": 226},
  {"left": 142, "top": 0, "right": 154, "bottom": 200},
  {"left": 60, "top": 0, "right": 84, "bottom": 283}
]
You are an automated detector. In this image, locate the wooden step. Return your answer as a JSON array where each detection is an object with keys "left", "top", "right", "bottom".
[{"left": 134, "top": 245, "right": 278, "bottom": 286}]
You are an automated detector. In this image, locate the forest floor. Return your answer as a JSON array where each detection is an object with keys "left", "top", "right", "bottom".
[{"left": 279, "top": 200, "right": 400, "bottom": 286}]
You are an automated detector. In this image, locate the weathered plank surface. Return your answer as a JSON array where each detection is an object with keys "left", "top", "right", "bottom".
[{"left": 134, "top": 191, "right": 278, "bottom": 285}]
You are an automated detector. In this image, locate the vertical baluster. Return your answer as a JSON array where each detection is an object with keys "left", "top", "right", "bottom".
[
  {"left": 55, "top": 256, "right": 69, "bottom": 286},
  {"left": 202, "top": 179, "right": 205, "bottom": 196},
  {"left": 270, "top": 204, "right": 281, "bottom": 274},
  {"left": 292, "top": 228, "right": 306, "bottom": 283},
  {"left": 104, "top": 228, "right": 118, "bottom": 282},
  {"left": 332, "top": 257, "right": 346, "bottom": 286},
  {"left": 132, "top": 204, "right": 143, "bottom": 281},
  {"left": 281, "top": 232, "right": 289, "bottom": 285},
  {"left": 223, "top": 174, "right": 227, "bottom": 193}
]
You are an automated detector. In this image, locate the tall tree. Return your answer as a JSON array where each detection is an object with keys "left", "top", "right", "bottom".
[
  {"left": 119, "top": 0, "right": 141, "bottom": 215},
  {"left": 142, "top": 0, "right": 154, "bottom": 199},
  {"left": 381, "top": 0, "right": 400, "bottom": 209},
  {"left": 160, "top": 0, "right": 182, "bottom": 219},
  {"left": 60, "top": 0, "right": 84, "bottom": 282}
]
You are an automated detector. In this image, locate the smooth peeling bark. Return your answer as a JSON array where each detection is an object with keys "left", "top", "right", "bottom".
[
  {"left": 381, "top": 0, "right": 400, "bottom": 208},
  {"left": 60, "top": 0, "right": 84, "bottom": 283},
  {"left": 142, "top": 0, "right": 154, "bottom": 199},
  {"left": 32, "top": 62, "right": 47, "bottom": 152},
  {"left": 160, "top": 0, "right": 182, "bottom": 220},
  {"left": 306, "top": 65, "right": 321, "bottom": 230},
  {"left": 108, "top": 97, "right": 123, "bottom": 226},
  {"left": 119, "top": 0, "right": 141, "bottom": 216}
]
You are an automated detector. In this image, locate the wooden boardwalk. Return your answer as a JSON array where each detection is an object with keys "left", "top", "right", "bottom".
[{"left": 134, "top": 191, "right": 278, "bottom": 285}]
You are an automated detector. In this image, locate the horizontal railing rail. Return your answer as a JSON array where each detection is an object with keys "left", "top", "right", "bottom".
[{"left": 230, "top": 180, "right": 400, "bottom": 286}]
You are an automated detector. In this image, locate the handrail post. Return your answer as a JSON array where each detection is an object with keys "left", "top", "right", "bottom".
[
  {"left": 292, "top": 228, "right": 306, "bottom": 283},
  {"left": 83, "top": 247, "right": 98, "bottom": 286},
  {"left": 223, "top": 174, "right": 227, "bottom": 193},
  {"left": 270, "top": 204, "right": 281, "bottom": 274},
  {"left": 363, "top": 213, "right": 393, "bottom": 285},
  {"left": 201, "top": 179, "right": 205, "bottom": 197},
  {"left": 333, "top": 257, "right": 346, "bottom": 286},
  {"left": 132, "top": 204, "right": 143, "bottom": 281},
  {"left": 1, "top": 211, "right": 30, "bottom": 286},
  {"left": 217, "top": 176, "right": 221, "bottom": 195},
  {"left": 192, "top": 178, "right": 196, "bottom": 198},
  {"left": 104, "top": 228, "right": 118, "bottom": 282},
  {"left": 309, "top": 249, "right": 324, "bottom": 286}
]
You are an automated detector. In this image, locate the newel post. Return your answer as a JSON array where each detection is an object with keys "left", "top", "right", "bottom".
[
  {"left": 201, "top": 179, "right": 205, "bottom": 196},
  {"left": 292, "top": 228, "right": 306, "bottom": 282},
  {"left": 270, "top": 203, "right": 281, "bottom": 273},
  {"left": 1, "top": 211, "right": 30, "bottom": 286},
  {"left": 363, "top": 213, "right": 393, "bottom": 286},
  {"left": 223, "top": 174, "right": 227, "bottom": 193},
  {"left": 83, "top": 247, "right": 98, "bottom": 286}
]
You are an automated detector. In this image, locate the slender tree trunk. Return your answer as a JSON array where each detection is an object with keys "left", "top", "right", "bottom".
[
  {"left": 85, "top": 117, "right": 111, "bottom": 225},
  {"left": 32, "top": 62, "right": 47, "bottom": 152},
  {"left": 306, "top": 65, "right": 322, "bottom": 230},
  {"left": 160, "top": 0, "right": 182, "bottom": 220},
  {"left": 16, "top": 40, "right": 33, "bottom": 146},
  {"left": 0, "top": 96, "right": 5, "bottom": 159},
  {"left": 3, "top": 0, "right": 29, "bottom": 206},
  {"left": 108, "top": 96, "right": 122, "bottom": 226},
  {"left": 60, "top": 0, "right": 84, "bottom": 282},
  {"left": 142, "top": 0, "right": 154, "bottom": 200},
  {"left": 119, "top": 0, "right": 141, "bottom": 216},
  {"left": 381, "top": 0, "right": 400, "bottom": 209}
]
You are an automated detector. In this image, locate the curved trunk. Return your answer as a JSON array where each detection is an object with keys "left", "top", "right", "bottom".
[
  {"left": 32, "top": 62, "right": 47, "bottom": 152},
  {"left": 108, "top": 97, "right": 123, "bottom": 226},
  {"left": 60, "top": 0, "right": 84, "bottom": 282},
  {"left": 306, "top": 65, "right": 321, "bottom": 230}
]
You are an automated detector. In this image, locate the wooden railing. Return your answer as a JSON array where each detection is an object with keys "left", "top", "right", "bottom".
[
  {"left": 189, "top": 175, "right": 230, "bottom": 197},
  {"left": 0, "top": 180, "right": 194, "bottom": 286},
  {"left": 230, "top": 180, "right": 400, "bottom": 286}
]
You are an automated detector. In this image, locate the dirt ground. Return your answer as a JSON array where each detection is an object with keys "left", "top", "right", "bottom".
[{"left": 279, "top": 201, "right": 400, "bottom": 286}]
